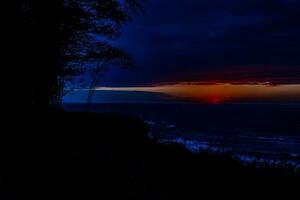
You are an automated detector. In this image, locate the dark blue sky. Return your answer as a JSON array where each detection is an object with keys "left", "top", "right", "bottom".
[{"left": 98, "top": 0, "right": 300, "bottom": 87}]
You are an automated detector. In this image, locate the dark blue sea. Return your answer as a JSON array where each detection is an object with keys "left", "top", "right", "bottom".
[{"left": 63, "top": 103, "right": 300, "bottom": 167}]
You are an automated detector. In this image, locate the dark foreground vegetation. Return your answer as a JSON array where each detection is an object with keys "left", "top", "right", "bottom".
[{"left": 5, "top": 110, "right": 299, "bottom": 200}]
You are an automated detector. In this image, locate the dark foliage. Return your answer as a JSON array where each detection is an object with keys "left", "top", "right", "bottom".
[
  {"left": 16, "top": 0, "right": 145, "bottom": 109},
  {"left": 6, "top": 111, "right": 300, "bottom": 200}
]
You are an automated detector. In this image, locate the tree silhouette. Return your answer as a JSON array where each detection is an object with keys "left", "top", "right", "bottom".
[
  {"left": 16, "top": 0, "right": 145, "bottom": 110},
  {"left": 83, "top": 42, "right": 134, "bottom": 111}
]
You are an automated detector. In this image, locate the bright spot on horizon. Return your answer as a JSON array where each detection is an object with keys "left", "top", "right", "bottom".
[{"left": 94, "top": 83, "right": 300, "bottom": 103}]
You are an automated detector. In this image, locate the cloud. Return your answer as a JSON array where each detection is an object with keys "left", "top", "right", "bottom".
[{"left": 101, "top": 0, "right": 300, "bottom": 86}]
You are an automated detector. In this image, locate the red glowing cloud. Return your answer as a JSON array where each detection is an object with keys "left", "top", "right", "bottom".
[
  {"left": 162, "top": 66, "right": 300, "bottom": 86},
  {"left": 95, "top": 83, "right": 300, "bottom": 104}
]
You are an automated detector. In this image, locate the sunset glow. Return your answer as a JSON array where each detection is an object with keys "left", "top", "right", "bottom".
[{"left": 95, "top": 83, "right": 300, "bottom": 103}]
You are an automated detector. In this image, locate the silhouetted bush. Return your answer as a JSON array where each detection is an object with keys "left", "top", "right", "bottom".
[{"left": 7, "top": 111, "right": 299, "bottom": 200}]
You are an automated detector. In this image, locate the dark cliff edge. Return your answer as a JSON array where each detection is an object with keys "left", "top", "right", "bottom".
[{"left": 4, "top": 110, "right": 300, "bottom": 200}]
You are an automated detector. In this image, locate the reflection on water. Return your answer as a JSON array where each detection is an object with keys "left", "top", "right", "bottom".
[{"left": 64, "top": 103, "right": 300, "bottom": 168}]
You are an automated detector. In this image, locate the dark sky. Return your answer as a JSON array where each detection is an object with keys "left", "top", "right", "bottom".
[{"left": 99, "top": 0, "right": 300, "bottom": 87}]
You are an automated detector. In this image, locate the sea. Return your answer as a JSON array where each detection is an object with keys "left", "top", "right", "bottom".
[{"left": 63, "top": 103, "right": 300, "bottom": 168}]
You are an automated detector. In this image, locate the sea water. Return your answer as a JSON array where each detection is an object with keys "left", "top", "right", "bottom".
[{"left": 63, "top": 103, "right": 300, "bottom": 168}]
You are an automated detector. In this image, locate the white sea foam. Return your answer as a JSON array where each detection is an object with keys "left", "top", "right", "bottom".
[{"left": 157, "top": 135, "right": 300, "bottom": 169}]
